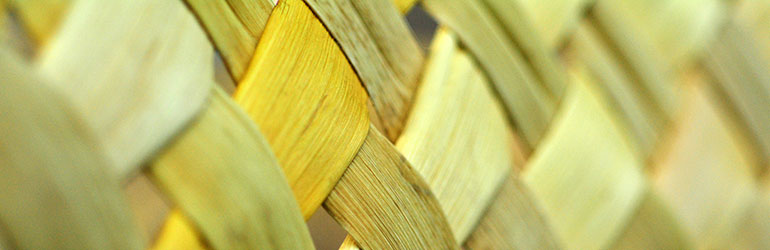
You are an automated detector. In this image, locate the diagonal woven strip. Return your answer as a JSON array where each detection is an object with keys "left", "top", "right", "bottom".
[
  {"left": 1, "top": 0, "right": 770, "bottom": 249},
  {"left": 0, "top": 47, "right": 144, "bottom": 250}
]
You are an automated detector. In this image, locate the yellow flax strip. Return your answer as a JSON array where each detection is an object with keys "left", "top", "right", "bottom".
[
  {"left": 152, "top": 211, "right": 206, "bottom": 250},
  {"left": 324, "top": 125, "right": 459, "bottom": 249},
  {"left": 0, "top": 47, "right": 144, "bottom": 250},
  {"left": 234, "top": 0, "right": 370, "bottom": 219},
  {"left": 183, "top": 0, "right": 274, "bottom": 80},
  {"left": 304, "top": 0, "right": 422, "bottom": 140},
  {"left": 149, "top": 87, "right": 314, "bottom": 249},
  {"left": 338, "top": 236, "right": 359, "bottom": 250},
  {"left": 392, "top": 0, "right": 417, "bottom": 14},
  {"left": 37, "top": 0, "right": 213, "bottom": 179}
]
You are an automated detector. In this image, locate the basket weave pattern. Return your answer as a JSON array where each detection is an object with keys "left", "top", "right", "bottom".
[{"left": 1, "top": 0, "right": 769, "bottom": 249}]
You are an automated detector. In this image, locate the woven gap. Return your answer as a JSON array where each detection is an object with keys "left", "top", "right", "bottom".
[
  {"left": 307, "top": 207, "right": 348, "bottom": 250},
  {"left": 405, "top": 5, "right": 437, "bottom": 52},
  {"left": 124, "top": 173, "right": 172, "bottom": 243},
  {"left": 214, "top": 52, "right": 237, "bottom": 95}
]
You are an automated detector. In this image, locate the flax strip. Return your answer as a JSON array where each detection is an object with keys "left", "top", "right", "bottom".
[
  {"left": 395, "top": 29, "right": 512, "bottom": 242},
  {"left": 0, "top": 0, "right": 7, "bottom": 42},
  {"left": 604, "top": 0, "right": 725, "bottom": 68},
  {"left": 183, "top": 0, "right": 274, "bottom": 80},
  {"left": 324, "top": 125, "right": 459, "bottom": 249},
  {"left": 304, "top": 0, "right": 421, "bottom": 140},
  {"left": 348, "top": 0, "right": 424, "bottom": 92},
  {"left": 234, "top": 0, "right": 370, "bottom": 219},
  {"left": 569, "top": 25, "right": 663, "bottom": 156},
  {"left": 482, "top": 0, "right": 569, "bottom": 98},
  {"left": 37, "top": 0, "right": 213, "bottom": 179},
  {"left": 515, "top": 0, "right": 594, "bottom": 48},
  {"left": 733, "top": 178, "right": 770, "bottom": 249},
  {"left": 463, "top": 174, "right": 562, "bottom": 250},
  {"left": 609, "top": 191, "right": 693, "bottom": 249},
  {"left": 7, "top": 0, "right": 69, "bottom": 45},
  {"left": 703, "top": 21, "right": 770, "bottom": 170},
  {"left": 651, "top": 77, "right": 759, "bottom": 248},
  {"left": 589, "top": 2, "right": 679, "bottom": 118},
  {"left": 152, "top": 211, "right": 206, "bottom": 250},
  {"left": 149, "top": 87, "right": 314, "bottom": 249},
  {"left": 522, "top": 69, "right": 670, "bottom": 250},
  {"left": 735, "top": 0, "right": 770, "bottom": 61},
  {"left": 0, "top": 47, "right": 144, "bottom": 250},
  {"left": 392, "top": 0, "right": 417, "bottom": 13},
  {"left": 422, "top": 0, "right": 555, "bottom": 147}
]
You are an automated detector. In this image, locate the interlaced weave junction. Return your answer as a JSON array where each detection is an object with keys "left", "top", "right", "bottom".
[{"left": 1, "top": 0, "right": 769, "bottom": 249}]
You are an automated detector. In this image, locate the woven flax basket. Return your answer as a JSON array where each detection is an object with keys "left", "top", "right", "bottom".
[{"left": 1, "top": 0, "right": 769, "bottom": 249}]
